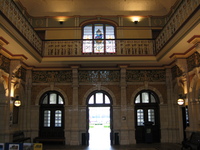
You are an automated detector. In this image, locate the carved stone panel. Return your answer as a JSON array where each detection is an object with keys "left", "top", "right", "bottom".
[
  {"left": 126, "top": 70, "right": 166, "bottom": 82},
  {"left": 32, "top": 71, "right": 72, "bottom": 83}
]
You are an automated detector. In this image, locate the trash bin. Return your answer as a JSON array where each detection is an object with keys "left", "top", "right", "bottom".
[
  {"left": 144, "top": 121, "right": 153, "bottom": 143},
  {"left": 114, "top": 132, "right": 119, "bottom": 145},
  {"left": 82, "top": 133, "right": 89, "bottom": 145}
]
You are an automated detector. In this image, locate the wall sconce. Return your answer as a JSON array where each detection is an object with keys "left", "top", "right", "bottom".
[
  {"left": 133, "top": 17, "right": 139, "bottom": 24},
  {"left": 177, "top": 94, "right": 185, "bottom": 106},
  {"left": 12, "top": 96, "right": 21, "bottom": 107},
  {"left": 134, "top": 20, "right": 138, "bottom": 24},
  {"left": 59, "top": 21, "right": 63, "bottom": 25}
]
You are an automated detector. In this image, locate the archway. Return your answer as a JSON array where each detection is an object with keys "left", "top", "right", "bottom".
[
  {"left": 86, "top": 90, "right": 113, "bottom": 147},
  {"left": 39, "top": 91, "right": 65, "bottom": 142},
  {"left": 134, "top": 90, "right": 160, "bottom": 143}
]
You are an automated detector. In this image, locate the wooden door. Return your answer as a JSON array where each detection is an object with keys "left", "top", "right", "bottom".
[{"left": 134, "top": 90, "right": 160, "bottom": 143}]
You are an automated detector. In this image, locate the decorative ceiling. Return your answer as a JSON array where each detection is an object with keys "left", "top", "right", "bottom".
[{"left": 17, "top": 0, "right": 179, "bottom": 17}]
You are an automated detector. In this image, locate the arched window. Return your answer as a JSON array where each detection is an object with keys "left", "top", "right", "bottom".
[
  {"left": 88, "top": 92, "right": 111, "bottom": 105},
  {"left": 83, "top": 23, "right": 116, "bottom": 54},
  {"left": 39, "top": 91, "right": 65, "bottom": 139}
]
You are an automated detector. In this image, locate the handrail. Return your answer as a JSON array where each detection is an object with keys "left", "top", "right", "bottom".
[
  {"left": 155, "top": 0, "right": 200, "bottom": 54},
  {"left": 0, "top": 0, "right": 42, "bottom": 54},
  {"left": 43, "top": 39, "right": 155, "bottom": 56}
]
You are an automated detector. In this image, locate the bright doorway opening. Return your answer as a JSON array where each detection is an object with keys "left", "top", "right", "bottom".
[{"left": 89, "top": 107, "right": 111, "bottom": 148}]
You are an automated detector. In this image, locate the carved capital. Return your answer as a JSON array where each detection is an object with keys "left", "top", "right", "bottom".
[
  {"left": 176, "top": 58, "right": 187, "bottom": 75},
  {"left": 10, "top": 60, "right": 21, "bottom": 75}
]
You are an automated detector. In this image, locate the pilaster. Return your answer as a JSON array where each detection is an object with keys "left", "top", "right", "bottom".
[
  {"left": 0, "top": 69, "right": 10, "bottom": 142},
  {"left": 70, "top": 65, "right": 80, "bottom": 145},
  {"left": 119, "top": 65, "right": 129, "bottom": 145}
]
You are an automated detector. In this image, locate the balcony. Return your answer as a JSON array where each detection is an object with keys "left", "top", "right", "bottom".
[
  {"left": 0, "top": 0, "right": 199, "bottom": 67},
  {"left": 44, "top": 39, "right": 155, "bottom": 56}
]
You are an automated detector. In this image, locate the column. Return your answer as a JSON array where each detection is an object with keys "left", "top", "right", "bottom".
[
  {"left": 166, "top": 68, "right": 180, "bottom": 143},
  {"left": 119, "top": 65, "right": 129, "bottom": 145},
  {"left": 176, "top": 59, "right": 191, "bottom": 139},
  {"left": 0, "top": 69, "right": 9, "bottom": 142},
  {"left": 24, "top": 70, "right": 32, "bottom": 137},
  {"left": 70, "top": 66, "right": 79, "bottom": 145}
]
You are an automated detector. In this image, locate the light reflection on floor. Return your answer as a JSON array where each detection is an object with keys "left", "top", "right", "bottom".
[{"left": 89, "top": 124, "right": 111, "bottom": 150}]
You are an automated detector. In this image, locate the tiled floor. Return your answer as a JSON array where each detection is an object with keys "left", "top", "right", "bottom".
[{"left": 43, "top": 143, "right": 182, "bottom": 150}]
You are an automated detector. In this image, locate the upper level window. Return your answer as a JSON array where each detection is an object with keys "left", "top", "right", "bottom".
[{"left": 83, "top": 23, "right": 115, "bottom": 53}]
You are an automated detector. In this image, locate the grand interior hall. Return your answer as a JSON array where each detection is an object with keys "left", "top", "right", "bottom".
[{"left": 0, "top": 0, "right": 200, "bottom": 149}]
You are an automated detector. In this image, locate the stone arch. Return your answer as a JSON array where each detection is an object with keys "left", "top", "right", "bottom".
[
  {"left": 35, "top": 87, "right": 68, "bottom": 105},
  {"left": 82, "top": 86, "right": 116, "bottom": 105},
  {"left": 130, "top": 86, "right": 163, "bottom": 105}
]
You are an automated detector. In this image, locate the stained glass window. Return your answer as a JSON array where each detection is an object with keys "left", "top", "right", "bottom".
[{"left": 83, "top": 23, "right": 115, "bottom": 53}]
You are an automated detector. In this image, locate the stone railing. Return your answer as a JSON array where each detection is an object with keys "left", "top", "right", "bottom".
[
  {"left": 0, "top": 0, "right": 42, "bottom": 54},
  {"left": 155, "top": 0, "right": 200, "bottom": 54},
  {"left": 44, "top": 39, "right": 155, "bottom": 56}
]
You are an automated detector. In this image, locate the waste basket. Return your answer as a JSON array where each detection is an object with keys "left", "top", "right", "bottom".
[{"left": 114, "top": 132, "right": 119, "bottom": 145}]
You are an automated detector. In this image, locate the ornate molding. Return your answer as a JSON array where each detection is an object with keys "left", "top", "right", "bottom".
[
  {"left": 126, "top": 70, "right": 166, "bottom": 82},
  {"left": 78, "top": 70, "right": 120, "bottom": 83},
  {"left": 187, "top": 35, "right": 200, "bottom": 54},
  {"left": 0, "top": 37, "right": 9, "bottom": 46},
  {"left": 32, "top": 70, "right": 72, "bottom": 83}
]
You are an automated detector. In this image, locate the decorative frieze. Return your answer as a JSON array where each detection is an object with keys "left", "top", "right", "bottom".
[
  {"left": 126, "top": 70, "right": 166, "bottom": 82},
  {"left": 0, "top": 54, "right": 10, "bottom": 74},
  {"left": 32, "top": 71, "right": 72, "bottom": 83},
  {"left": 79, "top": 70, "right": 120, "bottom": 83}
]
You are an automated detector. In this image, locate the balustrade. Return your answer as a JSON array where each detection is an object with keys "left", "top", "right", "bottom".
[
  {"left": 155, "top": 0, "right": 200, "bottom": 54},
  {"left": 44, "top": 40, "right": 155, "bottom": 56},
  {"left": 0, "top": 0, "right": 42, "bottom": 54}
]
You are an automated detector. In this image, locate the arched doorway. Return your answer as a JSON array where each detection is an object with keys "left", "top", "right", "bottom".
[
  {"left": 39, "top": 91, "right": 65, "bottom": 141},
  {"left": 86, "top": 90, "right": 113, "bottom": 146},
  {"left": 134, "top": 90, "right": 160, "bottom": 143}
]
